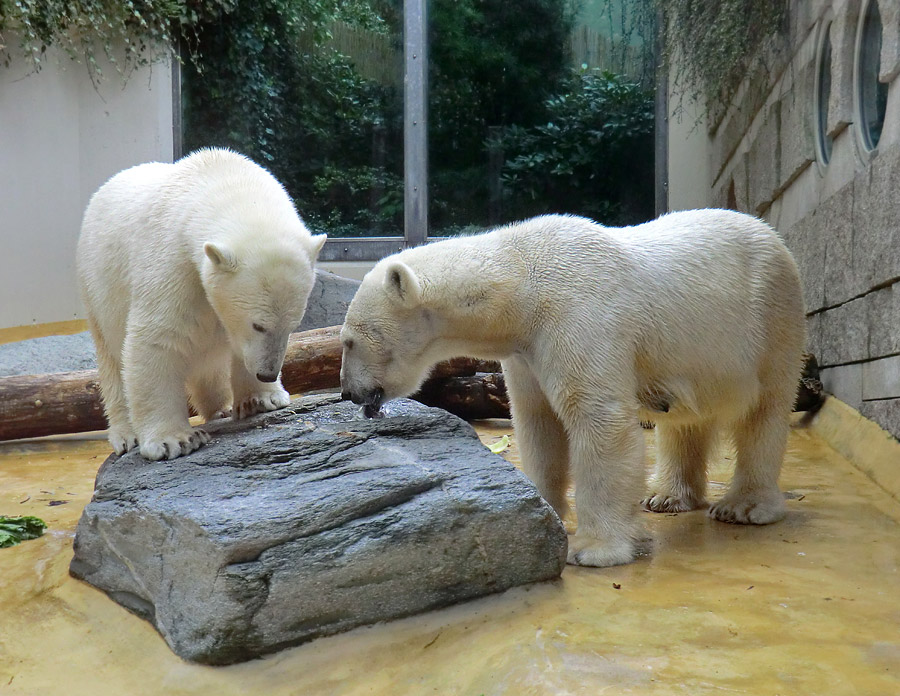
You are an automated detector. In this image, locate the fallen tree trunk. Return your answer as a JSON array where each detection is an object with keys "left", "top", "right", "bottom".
[
  {"left": 413, "top": 373, "right": 510, "bottom": 421},
  {"left": 0, "top": 326, "right": 503, "bottom": 442}
]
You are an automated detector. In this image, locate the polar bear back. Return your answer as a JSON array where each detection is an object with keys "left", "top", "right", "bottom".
[
  {"left": 384, "top": 210, "right": 803, "bottom": 421},
  {"left": 498, "top": 210, "right": 804, "bottom": 418}
]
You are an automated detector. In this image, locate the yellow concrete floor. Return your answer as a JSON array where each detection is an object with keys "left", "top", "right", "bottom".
[
  {"left": 1, "top": 419, "right": 898, "bottom": 695},
  {"left": 1, "top": 323, "right": 899, "bottom": 694}
]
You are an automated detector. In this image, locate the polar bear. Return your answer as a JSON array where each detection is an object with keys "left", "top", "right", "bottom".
[
  {"left": 77, "top": 148, "right": 326, "bottom": 461},
  {"left": 340, "top": 210, "right": 805, "bottom": 567}
]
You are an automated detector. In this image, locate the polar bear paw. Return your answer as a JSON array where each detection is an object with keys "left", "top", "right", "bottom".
[
  {"left": 233, "top": 386, "right": 291, "bottom": 420},
  {"left": 566, "top": 534, "right": 637, "bottom": 568},
  {"left": 139, "top": 428, "right": 211, "bottom": 461},
  {"left": 708, "top": 491, "right": 785, "bottom": 525},
  {"left": 207, "top": 408, "right": 232, "bottom": 421},
  {"left": 641, "top": 493, "right": 705, "bottom": 514},
  {"left": 109, "top": 430, "right": 139, "bottom": 456}
]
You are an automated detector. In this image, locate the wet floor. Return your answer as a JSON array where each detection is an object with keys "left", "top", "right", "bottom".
[{"left": 1, "top": 413, "right": 899, "bottom": 695}]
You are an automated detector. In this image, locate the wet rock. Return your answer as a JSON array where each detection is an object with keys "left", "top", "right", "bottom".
[{"left": 69, "top": 395, "right": 567, "bottom": 665}]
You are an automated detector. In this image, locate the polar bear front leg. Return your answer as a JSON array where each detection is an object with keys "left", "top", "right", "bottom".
[
  {"left": 564, "top": 402, "right": 648, "bottom": 568},
  {"left": 230, "top": 353, "right": 291, "bottom": 420},
  {"left": 123, "top": 340, "right": 210, "bottom": 461},
  {"left": 642, "top": 422, "right": 713, "bottom": 513},
  {"left": 188, "top": 353, "right": 234, "bottom": 422},
  {"left": 502, "top": 357, "right": 570, "bottom": 519}
]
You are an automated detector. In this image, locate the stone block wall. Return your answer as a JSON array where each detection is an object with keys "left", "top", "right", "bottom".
[{"left": 680, "top": 0, "right": 900, "bottom": 438}]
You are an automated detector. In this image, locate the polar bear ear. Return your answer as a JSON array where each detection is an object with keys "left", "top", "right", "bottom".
[
  {"left": 204, "top": 242, "right": 238, "bottom": 272},
  {"left": 383, "top": 261, "right": 422, "bottom": 307},
  {"left": 308, "top": 234, "right": 327, "bottom": 262}
]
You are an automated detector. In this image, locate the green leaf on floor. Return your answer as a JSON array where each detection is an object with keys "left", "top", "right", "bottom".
[
  {"left": 0, "top": 515, "right": 48, "bottom": 548},
  {"left": 487, "top": 434, "right": 511, "bottom": 454}
]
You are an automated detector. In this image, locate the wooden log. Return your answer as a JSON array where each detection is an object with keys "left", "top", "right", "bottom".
[
  {"left": 413, "top": 372, "right": 510, "bottom": 421},
  {"left": 0, "top": 326, "right": 502, "bottom": 442}
]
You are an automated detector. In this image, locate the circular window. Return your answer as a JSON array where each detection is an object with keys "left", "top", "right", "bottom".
[
  {"left": 815, "top": 22, "right": 834, "bottom": 165},
  {"left": 857, "top": 0, "right": 888, "bottom": 151}
]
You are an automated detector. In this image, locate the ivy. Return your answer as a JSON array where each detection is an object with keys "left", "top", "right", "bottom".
[
  {"left": 662, "top": 0, "right": 788, "bottom": 108},
  {"left": 498, "top": 69, "right": 654, "bottom": 225},
  {"left": 0, "top": 0, "right": 225, "bottom": 77},
  {"left": 596, "top": 0, "right": 787, "bottom": 111}
]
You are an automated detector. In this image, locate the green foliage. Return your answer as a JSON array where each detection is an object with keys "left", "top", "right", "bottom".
[
  {"left": 604, "top": 0, "right": 787, "bottom": 108},
  {"left": 0, "top": 515, "right": 47, "bottom": 548},
  {"left": 661, "top": 0, "right": 787, "bottom": 106},
  {"left": 498, "top": 69, "right": 654, "bottom": 224},
  {"left": 428, "top": 0, "right": 577, "bottom": 232},
  {"left": 0, "top": 0, "right": 230, "bottom": 77},
  {"left": 5, "top": 0, "right": 656, "bottom": 236},
  {"left": 182, "top": 0, "right": 402, "bottom": 237}
]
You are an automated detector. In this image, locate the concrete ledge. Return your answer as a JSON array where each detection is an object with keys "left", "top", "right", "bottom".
[{"left": 808, "top": 397, "right": 900, "bottom": 503}]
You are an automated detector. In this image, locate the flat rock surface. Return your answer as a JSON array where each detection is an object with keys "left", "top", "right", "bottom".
[
  {"left": 0, "top": 331, "right": 97, "bottom": 377},
  {"left": 69, "top": 395, "right": 567, "bottom": 665},
  {"left": 0, "top": 270, "right": 359, "bottom": 377}
]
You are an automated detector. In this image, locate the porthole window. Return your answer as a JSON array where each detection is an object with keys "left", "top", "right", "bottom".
[
  {"left": 815, "top": 22, "right": 834, "bottom": 165},
  {"left": 857, "top": 0, "right": 888, "bottom": 151}
]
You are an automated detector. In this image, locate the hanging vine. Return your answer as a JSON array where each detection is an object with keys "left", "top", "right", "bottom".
[
  {"left": 662, "top": 0, "right": 788, "bottom": 107},
  {"left": 0, "top": 0, "right": 225, "bottom": 77},
  {"left": 594, "top": 0, "right": 787, "bottom": 111},
  {"left": 0, "top": 0, "right": 382, "bottom": 80}
]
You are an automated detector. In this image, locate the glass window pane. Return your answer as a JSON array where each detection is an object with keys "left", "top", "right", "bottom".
[
  {"left": 427, "top": 0, "right": 656, "bottom": 237},
  {"left": 858, "top": 0, "right": 887, "bottom": 151},
  {"left": 181, "top": 2, "right": 404, "bottom": 239},
  {"left": 817, "top": 24, "right": 833, "bottom": 164}
]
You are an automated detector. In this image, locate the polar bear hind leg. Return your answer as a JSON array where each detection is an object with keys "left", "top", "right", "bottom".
[
  {"left": 709, "top": 391, "right": 790, "bottom": 525},
  {"left": 642, "top": 421, "right": 715, "bottom": 513},
  {"left": 709, "top": 256, "right": 802, "bottom": 525},
  {"left": 502, "top": 357, "right": 570, "bottom": 520},
  {"left": 88, "top": 315, "right": 138, "bottom": 455}
]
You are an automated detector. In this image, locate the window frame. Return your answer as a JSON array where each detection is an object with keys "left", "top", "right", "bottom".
[
  {"left": 813, "top": 15, "right": 835, "bottom": 171},
  {"left": 853, "top": 0, "right": 888, "bottom": 158}
]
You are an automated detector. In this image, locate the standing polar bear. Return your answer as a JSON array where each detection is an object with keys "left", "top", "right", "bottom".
[
  {"left": 77, "top": 148, "right": 326, "bottom": 461},
  {"left": 340, "top": 210, "right": 805, "bottom": 567}
]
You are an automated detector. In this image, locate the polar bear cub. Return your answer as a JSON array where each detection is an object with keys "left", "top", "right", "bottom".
[
  {"left": 77, "top": 148, "right": 326, "bottom": 461},
  {"left": 340, "top": 210, "right": 805, "bottom": 567}
]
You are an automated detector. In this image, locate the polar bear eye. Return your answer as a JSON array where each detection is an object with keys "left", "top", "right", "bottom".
[
  {"left": 252, "top": 323, "right": 267, "bottom": 333},
  {"left": 343, "top": 339, "right": 354, "bottom": 350}
]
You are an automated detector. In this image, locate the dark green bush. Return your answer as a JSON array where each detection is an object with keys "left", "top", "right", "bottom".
[
  {"left": 181, "top": 0, "right": 402, "bottom": 238},
  {"left": 497, "top": 68, "right": 655, "bottom": 225}
]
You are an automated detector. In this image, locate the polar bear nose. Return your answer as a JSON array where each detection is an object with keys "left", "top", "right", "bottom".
[{"left": 256, "top": 371, "right": 278, "bottom": 383}]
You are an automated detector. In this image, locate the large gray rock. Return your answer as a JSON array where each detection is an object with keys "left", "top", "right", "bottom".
[
  {"left": 296, "top": 269, "right": 360, "bottom": 332},
  {"left": 69, "top": 395, "right": 567, "bottom": 665},
  {"left": 0, "top": 270, "right": 358, "bottom": 377}
]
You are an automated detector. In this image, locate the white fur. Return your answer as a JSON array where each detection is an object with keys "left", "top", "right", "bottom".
[
  {"left": 77, "top": 148, "right": 326, "bottom": 461},
  {"left": 340, "top": 210, "right": 806, "bottom": 567}
]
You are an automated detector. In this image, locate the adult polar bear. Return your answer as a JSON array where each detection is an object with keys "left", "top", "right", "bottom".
[
  {"left": 77, "top": 148, "right": 325, "bottom": 461},
  {"left": 340, "top": 210, "right": 805, "bottom": 567}
]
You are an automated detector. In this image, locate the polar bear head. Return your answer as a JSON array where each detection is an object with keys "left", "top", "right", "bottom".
[
  {"left": 202, "top": 234, "right": 326, "bottom": 382},
  {"left": 340, "top": 260, "right": 441, "bottom": 412}
]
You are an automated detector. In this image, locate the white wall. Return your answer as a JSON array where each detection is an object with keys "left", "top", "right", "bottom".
[
  {"left": 666, "top": 89, "right": 711, "bottom": 213},
  {"left": 0, "top": 40, "right": 173, "bottom": 328}
]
